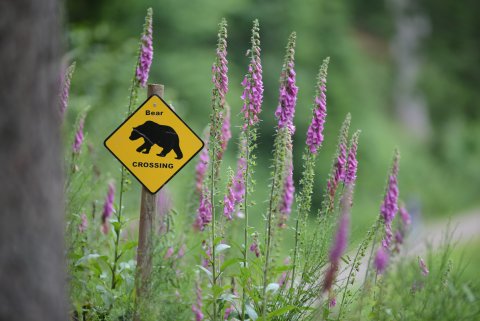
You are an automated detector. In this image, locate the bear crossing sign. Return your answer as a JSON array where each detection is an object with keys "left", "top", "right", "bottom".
[{"left": 104, "top": 94, "right": 204, "bottom": 193}]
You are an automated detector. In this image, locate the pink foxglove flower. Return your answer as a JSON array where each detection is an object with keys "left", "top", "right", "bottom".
[
  {"left": 399, "top": 205, "right": 411, "bottom": 226},
  {"left": 327, "top": 139, "right": 347, "bottom": 204},
  {"left": 177, "top": 244, "right": 186, "bottom": 259},
  {"left": 192, "top": 282, "right": 204, "bottom": 321},
  {"left": 195, "top": 134, "right": 209, "bottom": 193},
  {"left": 278, "top": 163, "right": 294, "bottom": 228},
  {"left": 164, "top": 247, "right": 174, "bottom": 259},
  {"left": 329, "top": 297, "right": 337, "bottom": 308},
  {"left": 274, "top": 33, "right": 298, "bottom": 133},
  {"left": 72, "top": 117, "right": 85, "bottom": 154},
  {"left": 419, "top": 257, "right": 429, "bottom": 276},
  {"left": 380, "top": 151, "right": 400, "bottom": 248},
  {"left": 79, "top": 213, "right": 88, "bottom": 233},
  {"left": 59, "top": 62, "right": 75, "bottom": 118},
  {"left": 306, "top": 58, "right": 329, "bottom": 154},
  {"left": 193, "top": 191, "right": 212, "bottom": 231},
  {"left": 326, "top": 114, "right": 350, "bottom": 209},
  {"left": 101, "top": 183, "right": 115, "bottom": 234},
  {"left": 218, "top": 104, "right": 231, "bottom": 160},
  {"left": 157, "top": 188, "right": 172, "bottom": 234},
  {"left": 323, "top": 186, "right": 351, "bottom": 292},
  {"left": 278, "top": 257, "right": 291, "bottom": 286},
  {"left": 374, "top": 246, "right": 389, "bottom": 274},
  {"left": 223, "top": 183, "right": 235, "bottom": 221},
  {"left": 241, "top": 20, "right": 263, "bottom": 128},
  {"left": 249, "top": 241, "right": 260, "bottom": 258},
  {"left": 212, "top": 19, "right": 228, "bottom": 106},
  {"left": 344, "top": 131, "right": 360, "bottom": 184},
  {"left": 135, "top": 8, "right": 153, "bottom": 87},
  {"left": 233, "top": 156, "right": 247, "bottom": 204},
  {"left": 224, "top": 305, "right": 234, "bottom": 320}
]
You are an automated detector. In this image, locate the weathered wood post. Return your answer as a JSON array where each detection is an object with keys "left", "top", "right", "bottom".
[{"left": 135, "top": 84, "right": 162, "bottom": 312}]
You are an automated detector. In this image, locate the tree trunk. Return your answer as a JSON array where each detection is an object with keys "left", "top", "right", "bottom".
[{"left": 0, "top": 0, "right": 67, "bottom": 320}]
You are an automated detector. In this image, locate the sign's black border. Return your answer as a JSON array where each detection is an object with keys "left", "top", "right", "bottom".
[{"left": 104, "top": 94, "right": 205, "bottom": 194}]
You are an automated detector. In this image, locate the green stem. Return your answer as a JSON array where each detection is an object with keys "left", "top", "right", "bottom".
[
  {"left": 241, "top": 123, "right": 250, "bottom": 320},
  {"left": 262, "top": 131, "right": 285, "bottom": 319},
  {"left": 210, "top": 98, "right": 218, "bottom": 321}
]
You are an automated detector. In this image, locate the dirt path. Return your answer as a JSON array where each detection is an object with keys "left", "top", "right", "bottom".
[{"left": 340, "top": 209, "right": 480, "bottom": 283}]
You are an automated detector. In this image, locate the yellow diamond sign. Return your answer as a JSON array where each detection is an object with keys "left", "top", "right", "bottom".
[{"left": 105, "top": 95, "right": 204, "bottom": 193}]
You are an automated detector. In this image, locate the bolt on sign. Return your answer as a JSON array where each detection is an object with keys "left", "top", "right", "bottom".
[{"left": 105, "top": 95, "right": 204, "bottom": 193}]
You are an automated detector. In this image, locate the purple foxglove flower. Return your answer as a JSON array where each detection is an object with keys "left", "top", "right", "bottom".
[
  {"left": 193, "top": 191, "right": 212, "bottom": 231},
  {"left": 275, "top": 33, "right": 298, "bottom": 133},
  {"left": 157, "top": 188, "right": 172, "bottom": 234},
  {"left": 224, "top": 306, "right": 234, "bottom": 320},
  {"left": 323, "top": 186, "right": 351, "bottom": 292},
  {"left": 399, "top": 205, "right": 411, "bottom": 226},
  {"left": 223, "top": 184, "right": 235, "bottom": 221},
  {"left": 278, "top": 257, "right": 291, "bottom": 286},
  {"left": 218, "top": 104, "right": 231, "bottom": 160},
  {"left": 195, "top": 135, "right": 209, "bottom": 193},
  {"left": 241, "top": 20, "right": 263, "bottom": 129},
  {"left": 329, "top": 297, "right": 337, "bottom": 308},
  {"left": 101, "top": 183, "right": 115, "bottom": 234},
  {"left": 344, "top": 131, "right": 360, "bottom": 185},
  {"left": 177, "top": 244, "right": 186, "bottom": 259},
  {"left": 201, "top": 244, "right": 212, "bottom": 268},
  {"left": 192, "top": 282, "right": 204, "bottom": 321},
  {"left": 164, "top": 247, "right": 174, "bottom": 259},
  {"left": 135, "top": 8, "right": 153, "bottom": 87},
  {"left": 380, "top": 151, "right": 400, "bottom": 248},
  {"left": 374, "top": 246, "right": 389, "bottom": 274},
  {"left": 212, "top": 19, "right": 228, "bottom": 106},
  {"left": 419, "top": 257, "right": 429, "bottom": 276},
  {"left": 249, "top": 240, "right": 260, "bottom": 258},
  {"left": 278, "top": 163, "right": 294, "bottom": 227},
  {"left": 395, "top": 230, "right": 404, "bottom": 245},
  {"left": 233, "top": 156, "right": 247, "bottom": 204},
  {"left": 59, "top": 62, "right": 75, "bottom": 118},
  {"left": 72, "top": 117, "right": 85, "bottom": 154},
  {"left": 327, "top": 140, "right": 347, "bottom": 202},
  {"left": 79, "top": 213, "right": 88, "bottom": 233},
  {"left": 326, "top": 114, "right": 351, "bottom": 209},
  {"left": 329, "top": 210, "right": 349, "bottom": 264},
  {"left": 306, "top": 58, "right": 329, "bottom": 154}
]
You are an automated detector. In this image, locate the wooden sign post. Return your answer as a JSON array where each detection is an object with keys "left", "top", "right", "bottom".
[{"left": 135, "top": 84, "right": 162, "bottom": 306}]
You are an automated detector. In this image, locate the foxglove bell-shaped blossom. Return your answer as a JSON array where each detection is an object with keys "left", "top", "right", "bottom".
[
  {"left": 135, "top": 8, "right": 153, "bottom": 87},
  {"left": 59, "top": 62, "right": 75, "bottom": 118},
  {"left": 374, "top": 246, "right": 389, "bottom": 274},
  {"left": 193, "top": 191, "right": 212, "bottom": 231},
  {"left": 278, "top": 163, "right": 294, "bottom": 228},
  {"left": 212, "top": 19, "right": 228, "bottom": 106},
  {"left": 101, "top": 183, "right": 115, "bottom": 234},
  {"left": 380, "top": 151, "right": 400, "bottom": 248},
  {"left": 72, "top": 117, "right": 85, "bottom": 154},
  {"left": 241, "top": 20, "right": 263, "bottom": 128},
  {"left": 192, "top": 282, "right": 204, "bottom": 321},
  {"left": 306, "top": 58, "right": 329, "bottom": 154},
  {"left": 274, "top": 33, "right": 298, "bottom": 133},
  {"left": 344, "top": 131, "right": 360, "bottom": 184}
]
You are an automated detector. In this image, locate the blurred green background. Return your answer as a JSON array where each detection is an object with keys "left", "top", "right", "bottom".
[{"left": 64, "top": 0, "right": 480, "bottom": 240}]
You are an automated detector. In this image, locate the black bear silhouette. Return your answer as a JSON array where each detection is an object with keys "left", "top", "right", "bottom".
[{"left": 129, "top": 121, "right": 183, "bottom": 159}]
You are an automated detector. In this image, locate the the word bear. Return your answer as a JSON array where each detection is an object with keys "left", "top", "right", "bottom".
[{"left": 129, "top": 121, "right": 183, "bottom": 159}]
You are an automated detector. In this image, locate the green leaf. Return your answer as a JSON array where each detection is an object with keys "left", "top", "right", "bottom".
[
  {"left": 245, "top": 303, "right": 258, "bottom": 321},
  {"left": 197, "top": 265, "right": 213, "bottom": 280},
  {"left": 267, "top": 305, "right": 296, "bottom": 317},
  {"left": 75, "top": 253, "right": 107, "bottom": 266},
  {"left": 221, "top": 258, "right": 243, "bottom": 271}
]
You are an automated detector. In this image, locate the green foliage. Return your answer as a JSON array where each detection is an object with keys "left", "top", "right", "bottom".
[{"left": 63, "top": 5, "right": 480, "bottom": 321}]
